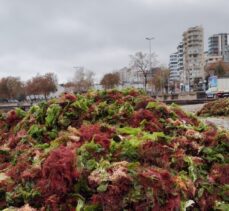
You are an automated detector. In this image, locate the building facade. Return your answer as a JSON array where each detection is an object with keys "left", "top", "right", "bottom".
[
  {"left": 183, "top": 26, "right": 205, "bottom": 89},
  {"left": 177, "top": 42, "right": 184, "bottom": 84},
  {"left": 205, "top": 51, "right": 223, "bottom": 66},
  {"left": 208, "top": 33, "right": 228, "bottom": 56},
  {"left": 118, "top": 67, "right": 144, "bottom": 89},
  {"left": 206, "top": 33, "right": 229, "bottom": 67},
  {"left": 169, "top": 42, "right": 184, "bottom": 82},
  {"left": 223, "top": 45, "right": 229, "bottom": 62},
  {"left": 169, "top": 52, "right": 179, "bottom": 81}
]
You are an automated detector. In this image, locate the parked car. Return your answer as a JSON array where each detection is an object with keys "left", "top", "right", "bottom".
[
  {"left": 7, "top": 99, "right": 19, "bottom": 103},
  {"left": 0, "top": 99, "right": 8, "bottom": 103}
]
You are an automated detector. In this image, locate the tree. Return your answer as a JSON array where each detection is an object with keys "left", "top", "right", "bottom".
[
  {"left": 73, "top": 68, "right": 94, "bottom": 93},
  {"left": 100, "top": 72, "right": 120, "bottom": 89},
  {"left": 205, "top": 61, "right": 229, "bottom": 77},
  {"left": 0, "top": 78, "right": 9, "bottom": 99},
  {"left": 26, "top": 76, "right": 42, "bottom": 97},
  {"left": 0, "top": 77, "right": 25, "bottom": 100},
  {"left": 25, "top": 73, "right": 57, "bottom": 100},
  {"left": 130, "top": 51, "right": 158, "bottom": 91},
  {"left": 63, "top": 82, "right": 75, "bottom": 93},
  {"left": 41, "top": 73, "right": 58, "bottom": 99},
  {"left": 193, "top": 77, "right": 203, "bottom": 91},
  {"left": 150, "top": 67, "right": 170, "bottom": 94}
]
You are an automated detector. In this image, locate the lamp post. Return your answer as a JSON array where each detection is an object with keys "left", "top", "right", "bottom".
[
  {"left": 145, "top": 37, "right": 154, "bottom": 71},
  {"left": 146, "top": 37, "right": 155, "bottom": 95}
]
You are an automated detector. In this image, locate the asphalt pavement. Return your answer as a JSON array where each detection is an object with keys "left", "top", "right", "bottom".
[{"left": 181, "top": 104, "right": 229, "bottom": 130}]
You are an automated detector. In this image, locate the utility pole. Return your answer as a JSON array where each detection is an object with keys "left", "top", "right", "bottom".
[{"left": 146, "top": 37, "right": 154, "bottom": 95}]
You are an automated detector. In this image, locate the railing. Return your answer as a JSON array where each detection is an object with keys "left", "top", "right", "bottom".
[{"left": 0, "top": 103, "right": 32, "bottom": 111}]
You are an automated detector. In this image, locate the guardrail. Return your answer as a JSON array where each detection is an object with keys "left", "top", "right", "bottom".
[
  {"left": 163, "top": 98, "right": 216, "bottom": 105},
  {"left": 0, "top": 103, "right": 32, "bottom": 111},
  {"left": 0, "top": 99, "right": 216, "bottom": 111}
]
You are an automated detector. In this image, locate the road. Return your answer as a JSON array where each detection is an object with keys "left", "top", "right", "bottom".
[
  {"left": 181, "top": 104, "right": 229, "bottom": 130},
  {"left": 181, "top": 104, "right": 204, "bottom": 113}
]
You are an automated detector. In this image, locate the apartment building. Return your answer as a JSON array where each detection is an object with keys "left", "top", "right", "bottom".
[
  {"left": 183, "top": 26, "right": 205, "bottom": 88},
  {"left": 208, "top": 33, "right": 228, "bottom": 56},
  {"left": 169, "top": 42, "right": 184, "bottom": 81},
  {"left": 205, "top": 33, "right": 229, "bottom": 68},
  {"left": 177, "top": 42, "right": 184, "bottom": 83},
  {"left": 169, "top": 52, "right": 179, "bottom": 81},
  {"left": 224, "top": 45, "right": 229, "bottom": 62},
  {"left": 118, "top": 67, "right": 144, "bottom": 89}
]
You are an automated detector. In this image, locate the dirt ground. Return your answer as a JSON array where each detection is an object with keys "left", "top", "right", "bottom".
[{"left": 181, "top": 104, "right": 229, "bottom": 130}]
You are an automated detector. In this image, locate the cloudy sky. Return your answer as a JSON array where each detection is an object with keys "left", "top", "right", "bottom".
[{"left": 0, "top": 0, "right": 228, "bottom": 83}]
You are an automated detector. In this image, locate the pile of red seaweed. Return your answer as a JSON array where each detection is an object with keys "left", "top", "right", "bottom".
[
  {"left": 0, "top": 89, "right": 228, "bottom": 211},
  {"left": 197, "top": 98, "right": 229, "bottom": 116}
]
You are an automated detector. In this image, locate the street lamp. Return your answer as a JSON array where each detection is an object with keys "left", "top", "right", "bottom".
[
  {"left": 145, "top": 37, "right": 154, "bottom": 71},
  {"left": 146, "top": 37, "right": 155, "bottom": 95}
]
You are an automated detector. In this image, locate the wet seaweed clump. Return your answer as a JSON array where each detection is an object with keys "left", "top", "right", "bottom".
[{"left": 0, "top": 89, "right": 228, "bottom": 210}]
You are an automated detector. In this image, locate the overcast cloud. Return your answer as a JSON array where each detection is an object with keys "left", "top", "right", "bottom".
[{"left": 0, "top": 0, "right": 228, "bottom": 83}]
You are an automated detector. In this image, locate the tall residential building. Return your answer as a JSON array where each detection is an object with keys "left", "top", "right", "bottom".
[
  {"left": 169, "top": 52, "right": 179, "bottom": 81},
  {"left": 224, "top": 45, "right": 229, "bottom": 62},
  {"left": 208, "top": 33, "right": 228, "bottom": 56},
  {"left": 207, "top": 33, "right": 229, "bottom": 65},
  {"left": 183, "top": 26, "right": 204, "bottom": 87},
  {"left": 177, "top": 42, "right": 184, "bottom": 83},
  {"left": 169, "top": 42, "right": 184, "bottom": 82}
]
